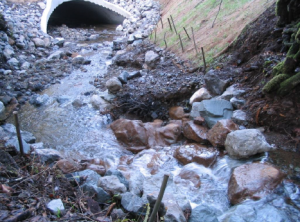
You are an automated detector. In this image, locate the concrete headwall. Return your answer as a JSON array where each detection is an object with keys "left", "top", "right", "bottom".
[{"left": 41, "top": 0, "right": 131, "bottom": 33}]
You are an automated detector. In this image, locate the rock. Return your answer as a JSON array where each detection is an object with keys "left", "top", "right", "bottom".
[
  {"left": 98, "top": 90, "right": 116, "bottom": 102},
  {"left": 145, "top": 50, "right": 159, "bottom": 69},
  {"left": 33, "top": 149, "right": 63, "bottom": 164},
  {"left": 90, "top": 95, "right": 111, "bottom": 112},
  {"left": 56, "top": 96, "right": 70, "bottom": 104},
  {"left": 29, "top": 94, "right": 49, "bottom": 106},
  {"left": 189, "top": 88, "right": 212, "bottom": 104},
  {"left": 53, "top": 37, "right": 65, "bottom": 47},
  {"left": 0, "top": 150, "right": 18, "bottom": 171},
  {"left": 154, "top": 122, "right": 182, "bottom": 146},
  {"left": 86, "top": 164, "right": 106, "bottom": 176},
  {"left": 37, "top": 2, "right": 46, "bottom": 9},
  {"left": 72, "top": 55, "right": 85, "bottom": 64},
  {"left": 164, "top": 199, "right": 186, "bottom": 222},
  {"left": 207, "top": 119, "right": 239, "bottom": 148},
  {"left": 5, "top": 137, "right": 31, "bottom": 154},
  {"left": 112, "top": 37, "right": 127, "bottom": 50},
  {"left": 182, "top": 121, "right": 208, "bottom": 143},
  {"left": 189, "top": 205, "right": 221, "bottom": 222},
  {"left": 225, "top": 129, "right": 274, "bottom": 159},
  {"left": 105, "top": 169, "right": 129, "bottom": 190},
  {"left": 230, "top": 97, "right": 245, "bottom": 109},
  {"left": 32, "top": 38, "right": 45, "bottom": 47},
  {"left": 72, "top": 99, "right": 85, "bottom": 108},
  {"left": 21, "top": 61, "right": 31, "bottom": 69},
  {"left": 47, "top": 199, "right": 65, "bottom": 215},
  {"left": 116, "top": 25, "right": 123, "bottom": 32},
  {"left": 147, "top": 194, "right": 167, "bottom": 217},
  {"left": 3, "top": 47, "right": 14, "bottom": 60},
  {"left": 169, "top": 106, "right": 185, "bottom": 120},
  {"left": 121, "top": 192, "right": 148, "bottom": 215},
  {"left": 111, "top": 208, "right": 127, "bottom": 221},
  {"left": 20, "top": 130, "right": 36, "bottom": 143},
  {"left": 178, "top": 167, "right": 201, "bottom": 188},
  {"left": 106, "top": 77, "right": 122, "bottom": 94},
  {"left": 228, "top": 163, "right": 285, "bottom": 205},
  {"left": 47, "top": 50, "right": 64, "bottom": 60},
  {"left": 81, "top": 184, "right": 110, "bottom": 204},
  {"left": 110, "top": 119, "right": 148, "bottom": 147},
  {"left": 0, "top": 101, "right": 5, "bottom": 120},
  {"left": 231, "top": 110, "right": 247, "bottom": 125},
  {"left": 193, "top": 116, "right": 205, "bottom": 125},
  {"left": 7, "top": 58, "right": 19, "bottom": 67},
  {"left": 97, "top": 175, "right": 127, "bottom": 195},
  {"left": 204, "top": 70, "right": 230, "bottom": 95},
  {"left": 128, "top": 71, "right": 142, "bottom": 79},
  {"left": 218, "top": 84, "right": 246, "bottom": 100},
  {"left": 190, "top": 99, "right": 233, "bottom": 128},
  {"left": 30, "top": 142, "right": 44, "bottom": 150},
  {"left": 73, "top": 169, "right": 101, "bottom": 186},
  {"left": 174, "top": 144, "right": 218, "bottom": 167},
  {"left": 118, "top": 71, "right": 129, "bottom": 84},
  {"left": 56, "top": 159, "right": 82, "bottom": 174}
]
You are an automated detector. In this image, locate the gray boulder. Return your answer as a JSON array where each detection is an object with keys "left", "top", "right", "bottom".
[
  {"left": 47, "top": 199, "right": 64, "bottom": 215},
  {"left": 232, "top": 110, "right": 248, "bottom": 125},
  {"left": 217, "top": 84, "right": 246, "bottom": 101},
  {"left": 189, "top": 205, "right": 221, "bottom": 222},
  {"left": 81, "top": 184, "right": 110, "bottom": 204},
  {"left": 204, "top": 70, "right": 230, "bottom": 95},
  {"left": 32, "top": 38, "right": 45, "bottom": 47},
  {"left": 121, "top": 192, "right": 148, "bottom": 215},
  {"left": 72, "top": 55, "right": 85, "bottom": 64},
  {"left": 29, "top": 94, "right": 49, "bottom": 106},
  {"left": 74, "top": 169, "right": 101, "bottom": 186},
  {"left": 230, "top": 97, "right": 245, "bottom": 109},
  {"left": 33, "top": 149, "right": 63, "bottom": 164},
  {"left": 5, "top": 137, "right": 31, "bottom": 154},
  {"left": 3, "top": 47, "right": 14, "bottom": 60},
  {"left": 0, "top": 101, "right": 5, "bottom": 120},
  {"left": 118, "top": 71, "right": 129, "bottom": 84},
  {"left": 105, "top": 169, "right": 129, "bottom": 190},
  {"left": 7, "top": 58, "right": 19, "bottom": 67},
  {"left": 190, "top": 99, "right": 233, "bottom": 128},
  {"left": 145, "top": 50, "right": 159, "bottom": 69},
  {"left": 97, "top": 175, "right": 127, "bottom": 195},
  {"left": 225, "top": 129, "right": 274, "bottom": 159},
  {"left": 106, "top": 77, "right": 122, "bottom": 94},
  {"left": 47, "top": 50, "right": 64, "bottom": 60}
]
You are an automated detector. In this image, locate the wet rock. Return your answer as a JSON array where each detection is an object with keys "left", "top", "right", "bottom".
[
  {"left": 7, "top": 58, "right": 19, "bottom": 67},
  {"left": 105, "top": 169, "right": 129, "bottom": 190},
  {"left": 47, "top": 199, "right": 65, "bottom": 215},
  {"left": 111, "top": 119, "right": 148, "bottom": 147},
  {"left": 86, "top": 164, "right": 106, "bottom": 176},
  {"left": 97, "top": 175, "right": 127, "bottom": 195},
  {"left": 228, "top": 163, "right": 285, "bottom": 205},
  {"left": 193, "top": 116, "right": 205, "bottom": 126},
  {"left": 90, "top": 95, "right": 111, "bottom": 111},
  {"left": 33, "top": 149, "right": 63, "bottom": 164},
  {"left": 121, "top": 192, "right": 148, "bottom": 215},
  {"left": 225, "top": 129, "right": 274, "bottom": 159},
  {"left": 182, "top": 120, "right": 208, "bottom": 143},
  {"left": 30, "top": 142, "right": 44, "bottom": 150},
  {"left": 207, "top": 119, "right": 239, "bottom": 148},
  {"left": 145, "top": 50, "right": 159, "bottom": 69},
  {"left": 53, "top": 37, "right": 65, "bottom": 47},
  {"left": 29, "top": 94, "right": 49, "bottom": 106},
  {"left": 32, "top": 38, "right": 45, "bottom": 47},
  {"left": 217, "top": 84, "right": 246, "bottom": 101},
  {"left": 81, "top": 184, "right": 110, "bottom": 204},
  {"left": 169, "top": 106, "right": 185, "bottom": 120},
  {"left": 72, "top": 169, "right": 101, "bottom": 186},
  {"left": 0, "top": 101, "right": 5, "bottom": 120},
  {"left": 178, "top": 167, "right": 201, "bottom": 188},
  {"left": 98, "top": 90, "right": 116, "bottom": 102},
  {"left": 20, "top": 61, "right": 31, "bottom": 70},
  {"left": 56, "top": 159, "right": 82, "bottom": 174},
  {"left": 37, "top": 2, "right": 46, "bottom": 9},
  {"left": 147, "top": 194, "right": 167, "bottom": 217},
  {"left": 128, "top": 70, "right": 142, "bottom": 79},
  {"left": 190, "top": 99, "right": 233, "bottom": 128},
  {"left": 231, "top": 110, "right": 247, "bottom": 125},
  {"left": 189, "top": 88, "right": 212, "bottom": 104},
  {"left": 47, "top": 50, "right": 64, "bottom": 60},
  {"left": 72, "top": 99, "right": 85, "bottom": 108},
  {"left": 230, "top": 97, "right": 245, "bottom": 109},
  {"left": 111, "top": 208, "right": 127, "bottom": 221},
  {"left": 118, "top": 71, "right": 129, "bottom": 84},
  {"left": 204, "top": 70, "right": 230, "bottom": 95},
  {"left": 174, "top": 144, "right": 218, "bottom": 167},
  {"left": 72, "top": 55, "right": 85, "bottom": 64},
  {"left": 5, "top": 137, "right": 31, "bottom": 154},
  {"left": 106, "top": 77, "right": 122, "bottom": 94},
  {"left": 164, "top": 199, "right": 186, "bottom": 222},
  {"left": 155, "top": 122, "right": 182, "bottom": 146},
  {"left": 113, "top": 37, "right": 127, "bottom": 50},
  {"left": 3, "top": 46, "right": 14, "bottom": 60},
  {"left": 0, "top": 96, "right": 12, "bottom": 106},
  {"left": 189, "top": 205, "right": 221, "bottom": 222}
]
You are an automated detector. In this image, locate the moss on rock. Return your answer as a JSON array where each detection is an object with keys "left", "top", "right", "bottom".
[
  {"left": 272, "top": 61, "right": 284, "bottom": 76},
  {"left": 277, "top": 72, "right": 300, "bottom": 95},
  {"left": 263, "top": 74, "right": 290, "bottom": 93}
]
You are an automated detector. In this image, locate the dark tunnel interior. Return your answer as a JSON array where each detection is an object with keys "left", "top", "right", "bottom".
[{"left": 48, "top": 1, "right": 126, "bottom": 28}]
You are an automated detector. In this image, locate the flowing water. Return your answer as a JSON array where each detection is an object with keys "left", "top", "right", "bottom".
[{"left": 10, "top": 24, "right": 300, "bottom": 220}]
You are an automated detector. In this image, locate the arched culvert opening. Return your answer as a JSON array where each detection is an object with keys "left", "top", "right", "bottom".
[{"left": 48, "top": 1, "right": 126, "bottom": 28}]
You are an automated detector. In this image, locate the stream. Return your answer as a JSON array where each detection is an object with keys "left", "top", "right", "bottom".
[{"left": 9, "top": 24, "right": 300, "bottom": 221}]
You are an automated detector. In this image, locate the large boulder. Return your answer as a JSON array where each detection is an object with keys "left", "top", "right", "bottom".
[
  {"left": 97, "top": 175, "right": 127, "bottom": 195},
  {"left": 173, "top": 144, "right": 218, "bottom": 167},
  {"left": 189, "top": 88, "right": 212, "bottom": 104},
  {"left": 190, "top": 99, "right": 233, "bottom": 128},
  {"left": 182, "top": 121, "right": 208, "bottom": 143},
  {"left": 110, "top": 119, "right": 148, "bottom": 147},
  {"left": 121, "top": 192, "right": 148, "bottom": 215},
  {"left": 207, "top": 119, "right": 239, "bottom": 148},
  {"left": 204, "top": 70, "right": 230, "bottom": 95},
  {"left": 145, "top": 50, "right": 159, "bottom": 69},
  {"left": 228, "top": 163, "right": 285, "bottom": 205},
  {"left": 225, "top": 129, "right": 274, "bottom": 159}
]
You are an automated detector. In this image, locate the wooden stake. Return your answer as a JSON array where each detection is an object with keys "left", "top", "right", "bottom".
[
  {"left": 149, "top": 174, "right": 169, "bottom": 222},
  {"left": 170, "top": 15, "right": 177, "bottom": 35},
  {"left": 191, "top": 27, "right": 199, "bottom": 56},
  {"left": 183, "top": 27, "right": 191, "bottom": 40},
  {"left": 160, "top": 17, "right": 164, "bottom": 28},
  {"left": 212, "top": 0, "right": 223, "bottom": 28},
  {"left": 201, "top": 47, "right": 207, "bottom": 74},
  {"left": 179, "top": 34, "right": 184, "bottom": 52},
  {"left": 13, "top": 111, "right": 24, "bottom": 155},
  {"left": 167, "top": 18, "right": 173, "bottom": 31},
  {"left": 155, "top": 28, "right": 157, "bottom": 43},
  {"left": 164, "top": 32, "right": 168, "bottom": 48}
]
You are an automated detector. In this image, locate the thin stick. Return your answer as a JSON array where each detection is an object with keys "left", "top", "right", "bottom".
[
  {"left": 201, "top": 47, "right": 207, "bottom": 73},
  {"left": 164, "top": 32, "right": 168, "bottom": 48},
  {"left": 183, "top": 27, "right": 191, "bottom": 40},
  {"left": 160, "top": 17, "right": 163, "bottom": 28},
  {"left": 191, "top": 27, "right": 199, "bottom": 56},
  {"left": 170, "top": 15, "right": 177, "bottom": 35},
  {"left": 154, "top": 28, "right": 157, "bottom": 43},
  {"left": 167, "top": 18, "right": 173, "bottom": 31},
  {"left": 13, "top": 111, "right": 24, "bottom": 155},
  {"left": 149, "top": 174, "right": 169, "bottom": 222},
  {"left": 212, "top": 0, "right": 223, "bottom": 28},
  {"left": 179, "top": 34, "right": 184, "bottom": 52}
]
